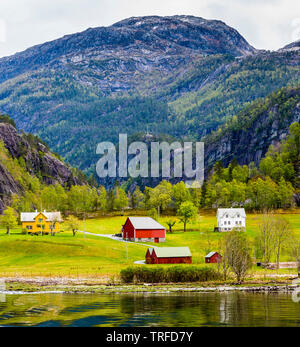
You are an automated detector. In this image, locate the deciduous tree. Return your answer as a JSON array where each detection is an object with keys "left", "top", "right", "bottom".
[
  {"left": 177, "top": 201, "right": 197, "bottom": 232},
  {"left": 148, "top": 180, "right": 172, "bottom": 218},
  {"left": 65, "top": 215, "right": 81, "bottom": 237},
  {"left": 0, "top": 207, "right": 18, "bottom": 235},
  {"left": 98, "top": 185, "right": 107, "bottom": 215},
  {"left": 166, "top": 219, "right": 176, "bottom": 233}
]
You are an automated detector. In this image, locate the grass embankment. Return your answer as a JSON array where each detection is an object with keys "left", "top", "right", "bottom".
[
  {"left": 0, "top": 210, "right": 299, "bottom": 281},
  {"left": 0, "top": 231, "right": 145, "bottom": 278}
]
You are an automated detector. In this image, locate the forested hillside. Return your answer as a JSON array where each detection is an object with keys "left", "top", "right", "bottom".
[
  {"left": 0, "top": 16, "right": 299, "bottom": 178},
  {"left": 203, "top": 122, "right": 300, "bottom": 210},
  {"left": 204, "top": 86, "right": 300, "bottom": 169},
  {"left": 88, "top": 122, "right": 300, "bottom": 217}
]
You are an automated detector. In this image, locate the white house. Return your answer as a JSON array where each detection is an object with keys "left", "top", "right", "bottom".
[{"left": 216, "top": 208, "right": 246, "bottom": 232}]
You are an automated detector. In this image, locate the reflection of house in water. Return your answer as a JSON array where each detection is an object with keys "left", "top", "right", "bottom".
[
  {"left": 219, "top": 293, "right": 235, "bottom": 324},
  {"left": 219, "top": 293, "right": 254, "bottom": 325}
]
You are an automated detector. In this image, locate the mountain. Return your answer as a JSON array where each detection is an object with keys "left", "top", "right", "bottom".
[
  {"left": 0, "top": 117, "right": 84, "bottom": 211},
  {"left": 279, "top": 40, "right": 300, "bottom": 52},
  {"left": 0, "top": 15, "right": 256, "bottom": 86},
  {"left": 0, "top": 16, "right": 299, "bottom": 179}
]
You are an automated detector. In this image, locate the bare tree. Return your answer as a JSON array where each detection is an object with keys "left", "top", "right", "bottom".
[
  {"left": 257, "top": 214, "right": 275, "bottom": 264},
  {"left": 273, "top": 217, "right": 291, "bottom": 267},
  {"left": 49, "top": 215, "right": 60, "bottom": 236},
  {"left": 224, "top": 229, "right": 252, "bottom": 284},
  {"left": 288, "top": 236, "right": 300, "bottom": 277}
]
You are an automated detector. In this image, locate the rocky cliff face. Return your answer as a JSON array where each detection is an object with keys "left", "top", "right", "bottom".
[
  {"left": 204, "top": 87, "right": 300, "bottom": 170},
  {"left": 0, "top": 123, "right": 80, "bottom": 186},
  {"left": 0, "top": 161, "right": 22, "bottom": 212},
  {"left": 0, "top": 122, "right": 82, "bottom": 211}
]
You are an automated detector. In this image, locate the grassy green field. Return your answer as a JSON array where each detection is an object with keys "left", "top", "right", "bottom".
[
  {"left": 84, "top": 211, "right": 300, "bottom": 264},
  {"left": 0, "top": 210, "right": 299, "bottom": 279},
  {"left": 0, "top": 230, "right": 146, "bottom": 278}
]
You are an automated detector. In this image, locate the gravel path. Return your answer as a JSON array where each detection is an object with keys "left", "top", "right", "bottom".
[
  {"left": 78, "top": 230, "right": 152, "bottom": 265},
  {"left": 134, "top": 260, "right": 146, "bottom": 264},
  {"left": 77, "top": 230, "right": 154, "bottom": 248}
]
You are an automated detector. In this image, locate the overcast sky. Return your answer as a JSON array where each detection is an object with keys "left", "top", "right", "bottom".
[{"left": 0, "top": 0, "right": 299, "bottom": 58}]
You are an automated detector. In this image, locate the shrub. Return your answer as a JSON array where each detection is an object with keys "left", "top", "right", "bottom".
[
  {"left": 0, "top": 114, "right": 16, "bottom": 127},
  {"left": 120, "top": 265, "right": 221, "bottom": 283}
]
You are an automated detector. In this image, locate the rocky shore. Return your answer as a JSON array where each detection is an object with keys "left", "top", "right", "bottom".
[{"left": 1, "top": 276, "right": 299, "bottom": 294}]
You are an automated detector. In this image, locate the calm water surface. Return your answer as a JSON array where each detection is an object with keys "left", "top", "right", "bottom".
[{"left": 0, "top": 292, "right": 299, "bottom": 327}]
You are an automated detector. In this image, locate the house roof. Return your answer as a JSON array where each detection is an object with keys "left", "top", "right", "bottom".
[
  {"left": 127, "top": 217, "right": 166, "bottom": 230},
  {"left": 217, "top": 208, "right": 246, "bottom": 218},
  {"left": 20, "top": 211, "right": 63, "bottom": 223},
  {"left": 205, "top": 251, "right": 218, "bottom": 258},
  {"left": 150, "top": 247, "right": 192, "bottom": 258}
]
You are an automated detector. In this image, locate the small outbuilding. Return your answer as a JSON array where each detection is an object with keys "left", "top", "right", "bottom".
[
  {"left": 122, "top": 217, "right": 166, "bottom": 243},
  {"left": 205, "top": 251, "right": 222, "bottom": 264},
  {"left": 146, "top": 247, "right": 192, "bottom": 264}
]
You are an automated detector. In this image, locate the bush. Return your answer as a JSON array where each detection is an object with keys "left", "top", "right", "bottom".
[
  {"left": 0, "top": 114, "right": 16, "bottom": 127},
  {"left": 120, "top": 265, "right": 221, "bottom": 283}
]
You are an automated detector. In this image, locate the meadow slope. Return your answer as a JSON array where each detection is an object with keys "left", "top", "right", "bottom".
[{"left": 0, "top": 211, "right": 299, "bottom": 279}]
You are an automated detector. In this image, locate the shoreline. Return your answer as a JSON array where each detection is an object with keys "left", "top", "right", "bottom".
[{"left": 1, "top": 276, "right": 299, "bottom": 294}]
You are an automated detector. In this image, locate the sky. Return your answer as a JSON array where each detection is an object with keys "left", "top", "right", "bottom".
[{"left": 0, "top": 0, "right": 299, "bottom": 58}]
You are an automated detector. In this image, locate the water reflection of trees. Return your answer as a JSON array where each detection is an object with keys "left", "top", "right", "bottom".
[
  {"left": 119, "top": 292, "right": 300, "bottom": 327},
  {"left": 1, "top": 292, "right": 300, "bottom": 327},
  {"left": 120, "top": 293, "right": 223, "bottom": 326},
  {"left": 217, "top": 292, "right": 300, "bottom": 327}
]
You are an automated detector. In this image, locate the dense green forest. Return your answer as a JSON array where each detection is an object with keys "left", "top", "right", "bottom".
[
  {"left": 203, "top": 122, "right": 299, "bottom": 210},
  {"left": 8, "top": 122, "right": 298, "bottom": 220},
  {"left": 206, "top": 86, "right": 300, "bottom": 143},
  {"left": 0, "top": 50, "right": 299, "bottom": 176},
  {"left": 169, "top": 52, "right": 300, "bottom": 138}
]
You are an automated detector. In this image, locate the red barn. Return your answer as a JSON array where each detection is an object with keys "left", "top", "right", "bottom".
[
  {"left": 122, "top": 217, "right": 166, "bottom": 243},
  {"left": 146, "top": 247, "right": 192, "bottom": 264},
  {"left": 205, "top": 252, "right": 222, "bottom": 264}
]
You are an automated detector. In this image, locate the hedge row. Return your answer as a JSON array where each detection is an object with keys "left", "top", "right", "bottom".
[{"left": 120, "top": 265, "right": 221, "bottom": 283}]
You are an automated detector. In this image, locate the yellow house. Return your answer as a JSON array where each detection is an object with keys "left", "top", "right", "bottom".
[{"left": 21, "top": 211, "right": 63, "bottom": 234}]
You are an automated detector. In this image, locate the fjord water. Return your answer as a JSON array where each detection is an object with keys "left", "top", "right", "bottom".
[{"left": 0, "top": 292, "right": 299, "bottom": 327}]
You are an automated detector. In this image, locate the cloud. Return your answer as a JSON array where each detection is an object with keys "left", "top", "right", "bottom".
[
  {"left": 0, "top": 0, "right": 299, "bottom": 57},
  {"left": 203, "top": 0, "right": 300, "bottom": 50},
  {"left": 0, "top": 20, "right": 7, "bottom": 43}
]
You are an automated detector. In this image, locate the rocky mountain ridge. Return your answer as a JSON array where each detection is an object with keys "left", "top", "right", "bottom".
[
  {"left": 0, "top": 15, "right": 257, "bottom": 94},
  {"left": 280, "top": 40, "right": 300, "bottom": 52}
]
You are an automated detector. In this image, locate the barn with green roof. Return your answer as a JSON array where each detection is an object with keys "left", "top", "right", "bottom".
[{"left": 146, "top": 247, "right": 192, "bottom": 264}]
